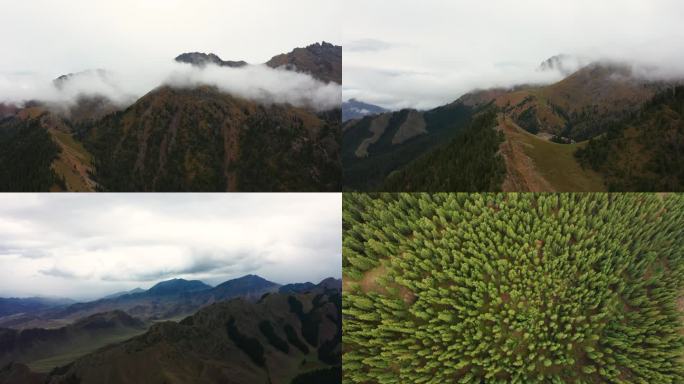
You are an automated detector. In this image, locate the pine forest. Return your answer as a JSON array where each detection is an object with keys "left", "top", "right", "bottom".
[{"left": 343, "top": 193, "right": 684, "bottom": 383}]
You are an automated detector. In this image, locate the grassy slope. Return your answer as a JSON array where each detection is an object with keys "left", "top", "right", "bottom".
[
  {"left": 49, "top": 129, "right": 95, "bottom": 192},
  {"left": 501, "top": 116, "right": 606, "bottom": 191},
  {"left": 26, "top": 328, "right": 147, "bottom": 373}
]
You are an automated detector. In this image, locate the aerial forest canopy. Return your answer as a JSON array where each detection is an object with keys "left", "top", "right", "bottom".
[{"left": 343, "top": 193, "right": 684, "bottom": 383}]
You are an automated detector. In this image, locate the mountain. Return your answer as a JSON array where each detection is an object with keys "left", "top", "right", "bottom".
[
  {"left": 80, "top": 85, "right": 341, "bottom": 192},
  {"left": 101, "top": 288, "right": 144, "bottom": 300},
  {"left": 266, "top": 42, "right": 342, "bottom": 84},
  {"left": 146, "top": 279, "right": 212, "bottom": 295},
  {"left": 279, "top": 277, "right": 342, "bottom": 294},
  {"left": 211, "top": 274, "right": 280, "bottom": 301},
  {"left": 0, "top": 104, "right": 101, "bottom": 192},
  {"left": 40, "top": 290, "right": 341, "bottom": 384},
  {"left": 383, "top": 109, "right": 506, "bottom": 191},
  {"left": 343, "top": 60, "right": 683, "bottom": 192},
  {"left": 538, "top": 54, "right": 583, "bottom": 76},
  {"left": 576, "top": 85, "right": 684, "bottom": 191},
  {"left": 464, "top": 62, "right": 666, "bottom": 141},
  {"left": 0, "top": 42, "right": 342, "bottom": 193},
  {"left": 0, "top": 275, "right": 281, "bottom": 329},
  {"left": 0, "top": 297, "right": 74, "bottom": 318},
  {"left": 279, "top": 282, "right": 316, "bottom": 294},
  {"left": 53, "top": 69, "right": 111, "bottom": 90},
  {"left": 175, "top": 52, "right": 247, "bottom": 68},
  {"left": 0, "top": 311, "right": 147, "bottom": 372},
  {"left": 342, "top": 99, "right": 388, "bottom": 122}
]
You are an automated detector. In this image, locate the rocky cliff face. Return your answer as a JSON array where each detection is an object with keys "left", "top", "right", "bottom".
[{"left": 266, "top": 42, "right": 342, "bottom": 84}]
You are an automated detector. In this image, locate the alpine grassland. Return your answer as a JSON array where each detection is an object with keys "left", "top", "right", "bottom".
[{"left": 343, "top": 193, "right": 684, "bottom": 383}]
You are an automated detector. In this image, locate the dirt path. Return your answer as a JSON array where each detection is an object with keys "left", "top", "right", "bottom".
[{"left": 498, "top": 116, "right": 556, "bottom": 192}]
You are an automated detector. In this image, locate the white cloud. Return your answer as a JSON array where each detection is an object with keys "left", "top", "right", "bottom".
[
  {"left": 343, "top": 0, "right": 684, "bottom": 110},
  {"left": 0, "top": 63, "right": 341, "bottom": 112},
  {"left": 0, "top": 194, "right": 341, "bottom": 300}
]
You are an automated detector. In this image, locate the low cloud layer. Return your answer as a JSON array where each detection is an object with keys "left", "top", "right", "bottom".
[
  {"left": 0, "top": 194, "right": 341, "bottom": 300},
  {"left": 0, "top": 63, "right": 341, "bottom": 112},
  {"left": 343, "top": 0, "right": 684, "bottom": 110}
]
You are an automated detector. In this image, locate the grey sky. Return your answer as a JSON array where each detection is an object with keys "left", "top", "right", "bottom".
[
  {"left": 343, "top": 0, "right": 684, "bottom": 110},
  {"left": 0, "top": 194, "right": 341, "bottom": 300},
  {"left": 0, "top": 0, "right": 341, "bottom": 109},
  {"left": 1, "top": 0, "right": 339, "bottom": 74}
]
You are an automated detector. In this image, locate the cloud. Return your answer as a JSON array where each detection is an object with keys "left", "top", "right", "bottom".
[
  {"left": 0, "top": 194, "right": 341, "bottom": 300},
  {"left": 0, "top": 62, "right": 341, "bottom": 112},
  {"left": 345, "top": 39, "right": 395, "bottom": 52},
  {"left": 343, "top": 0, "right": 684, "bottom": 110},
  {"left": 40, "top": 266, "right": 86, "bottom": 280},
  {"left": 166, "top": 63, "right": 342, "bottom": 111}
]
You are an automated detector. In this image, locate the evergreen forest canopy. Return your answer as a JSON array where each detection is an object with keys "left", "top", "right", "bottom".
[{"left": 343, "top": 193, "right": 684, "bottom": 383}]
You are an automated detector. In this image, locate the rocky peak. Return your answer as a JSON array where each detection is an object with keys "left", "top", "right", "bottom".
[{"left": 174, "top": 52, "right": 247, "bottom": 68}]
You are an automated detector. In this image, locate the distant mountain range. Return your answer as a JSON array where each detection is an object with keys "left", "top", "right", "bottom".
[
  {"left": 342, "top": 99, "right": 388, "bottom": 122},
  {"left": 343, "top": 58, "right": 684, "bottom": 192},
  {"left": 101, "top": 288, "right": 144, "bottom": 300},
  {"left": 0, "top": 275, "right": 341, "bottom": 383},
  {"left": 0, "top": 275, "right": 340, "bottom": 329},
  {"left": 0, "top": 42, "right": 342, "bottom": 192},
  {"left": 0, "top": 275, "right": 275, "bottom": 328},
  {"left": 0, "top": 297, "right": 75, "bottom": 318}
]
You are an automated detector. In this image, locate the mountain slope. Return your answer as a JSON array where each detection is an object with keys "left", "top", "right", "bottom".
[
  {"left": 498, "top": 115, "right": 606, "bottom": 192},
  {"left": 576, "top": 85, "right": 684, "bottom": 191},
  {"left": 382, "top": 109, "right": 506, "bottom": 191},
  {"left": 43, "top": 290, "right": 341, "bottom": 384},
  {"left": 82, "top": 86, "right": 341, "bottom": 192},
  {"left": 211, "top": 275, "right": 280, "bottom": 301},
  {"left": 465, "top": 62, "right": 665, "bottom": 141},
  {"left": 279, "top": 278, "right": 342, "bottom": 294},
  {"left": 0, "top": 311, "right": 147, "bottom": 372},
  {"left": 101, "top": 288, "right": 144, "bottom": 300},
  {"left": 147, "top": 279, "right": 212, "bottom": 295},
  {"left": 0, "top": 115, "right": 63, "bottom": 191},
  {"left": 343, "top": 103, "right": 474, "bottom": 190},
  {"left": 266, "top": 42, "right": 342, "bottom": 84}
]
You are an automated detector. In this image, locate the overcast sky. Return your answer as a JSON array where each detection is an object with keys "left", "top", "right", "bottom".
[
  {"left": 0, "top": 194, "right": 341, "bottom": 301},
  {"left": 343, "top": 0, "right": 684, "bottom": 110},
  {"left": 0, "top": 0, "right": 340, "bottom": 109},
  {"left": 1, "top": 0, "right": 339, "bottom": 74}
]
